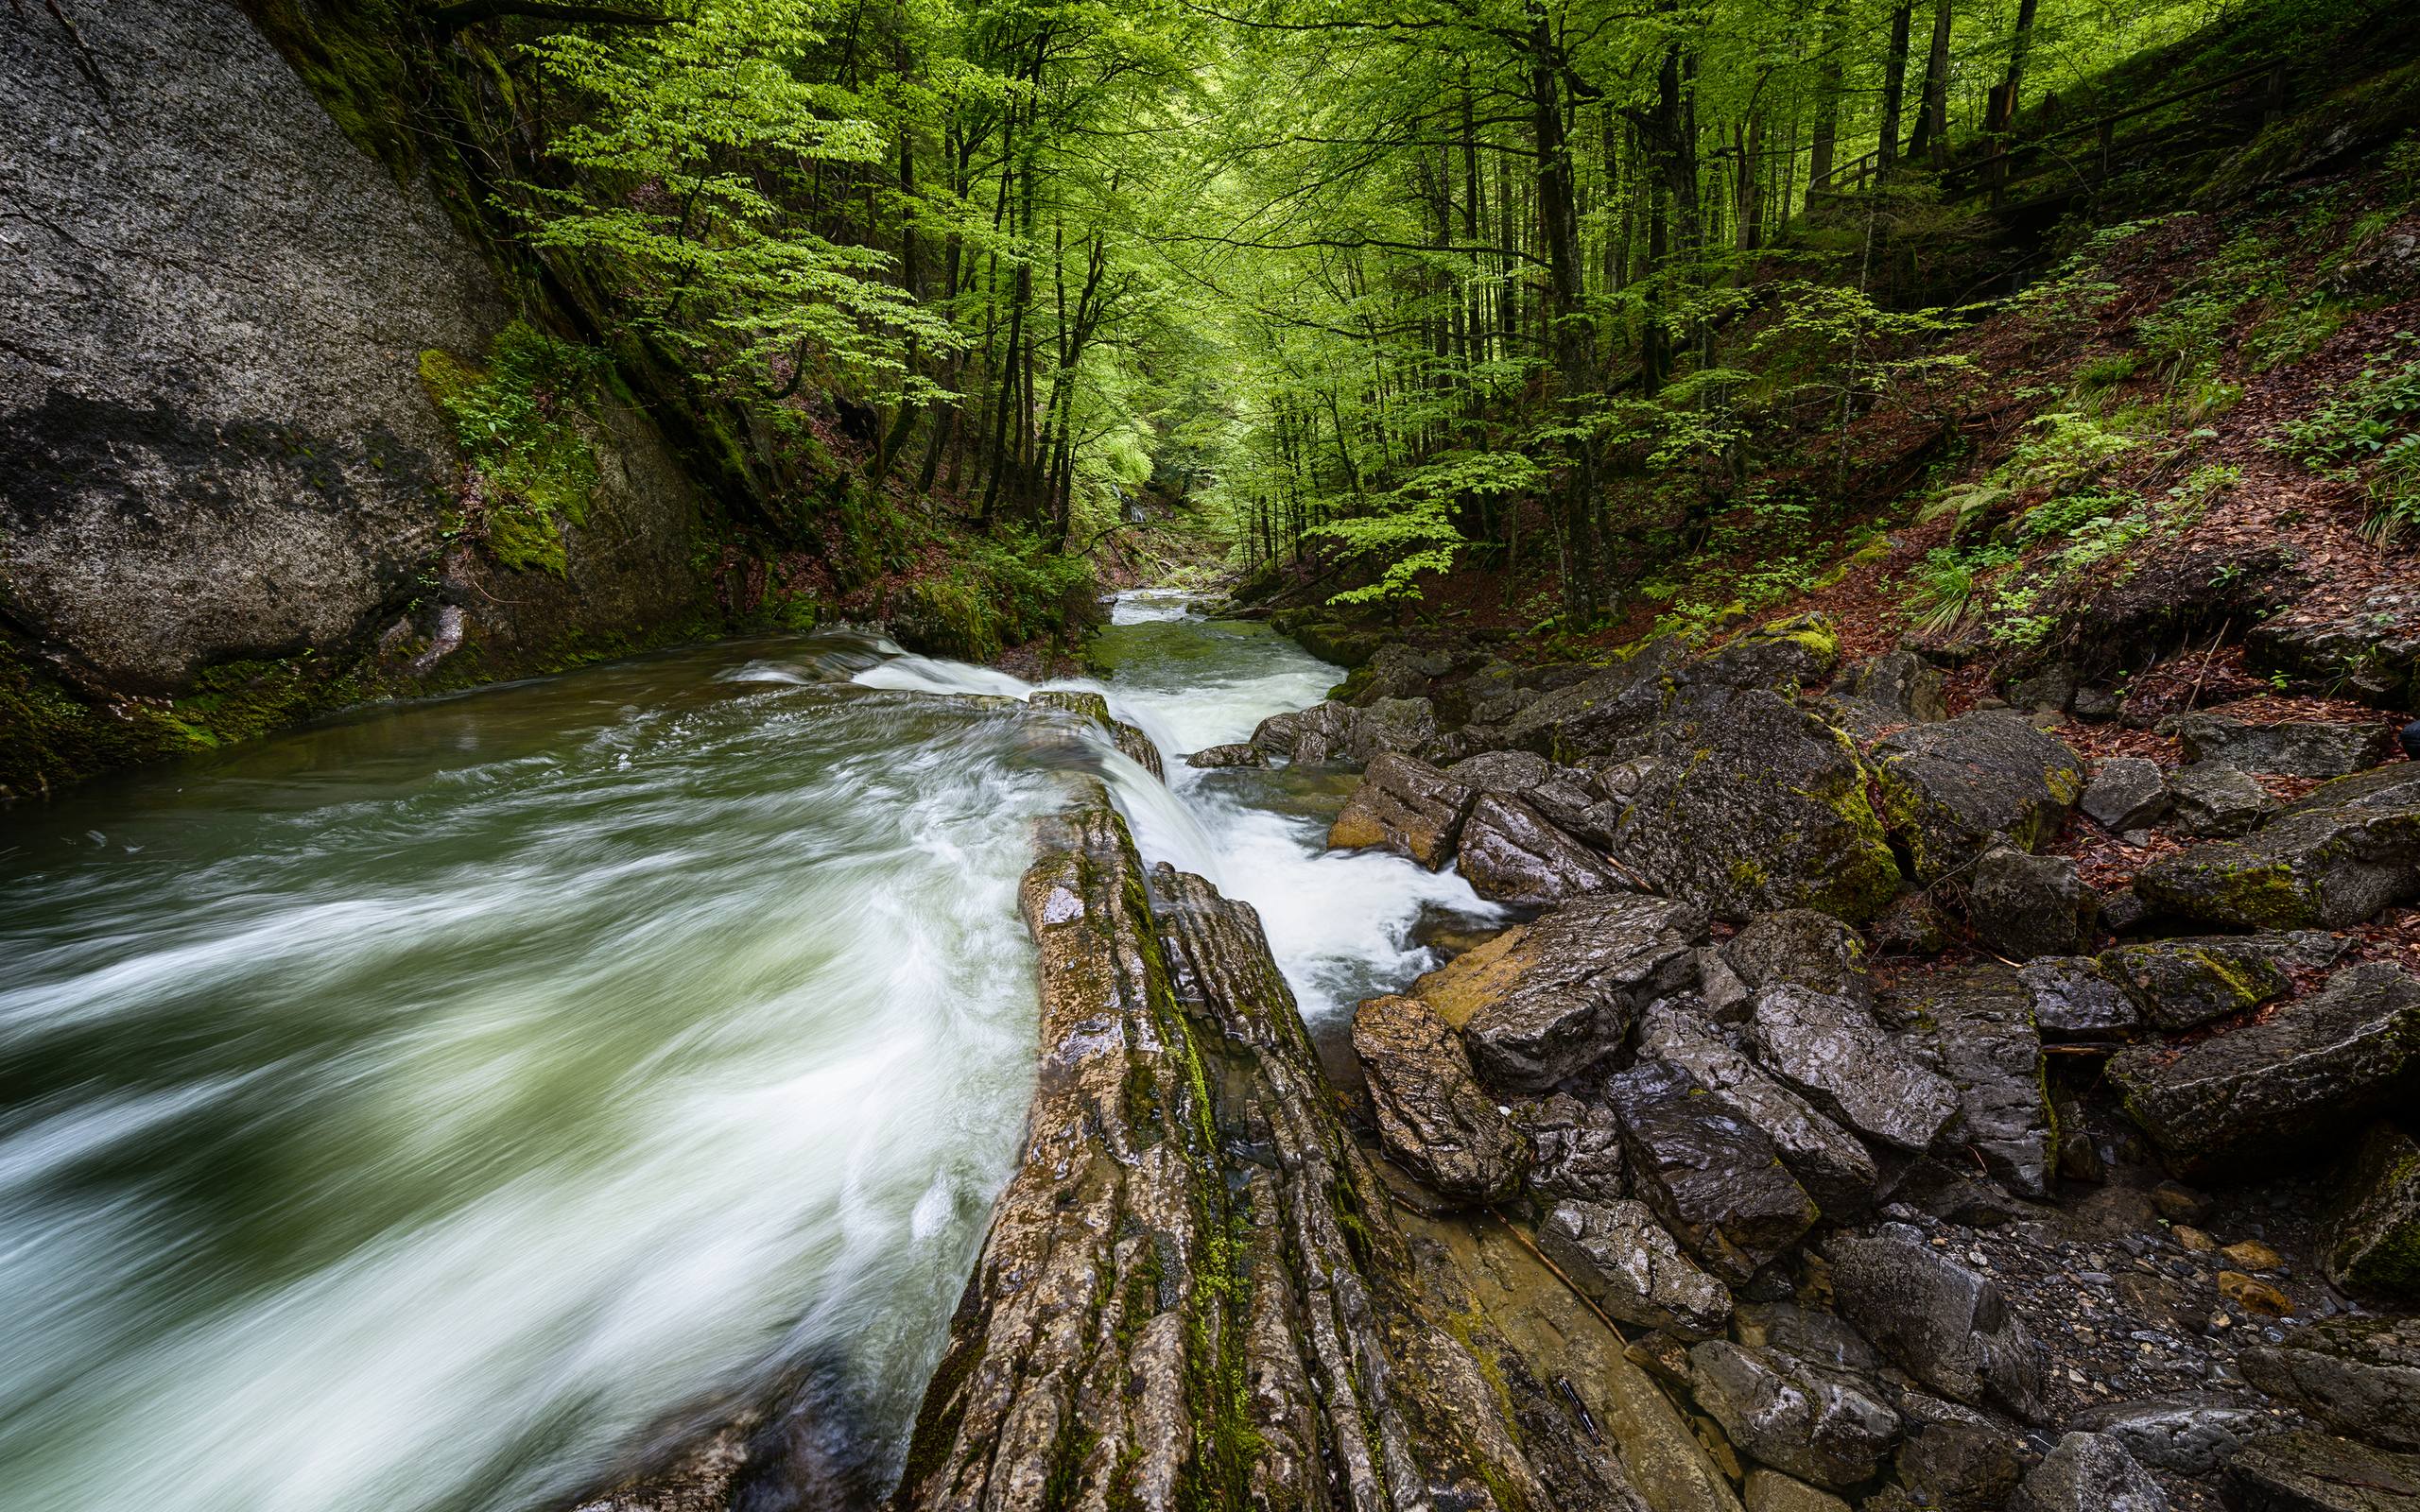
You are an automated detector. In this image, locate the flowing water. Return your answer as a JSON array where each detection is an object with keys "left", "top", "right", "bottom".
[{"left": 0, "top": 593, "right": 1495, "bottom": 1512}]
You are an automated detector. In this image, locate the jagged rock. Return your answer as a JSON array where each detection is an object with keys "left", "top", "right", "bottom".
[
  {"left": 1326, "top": 753, "right": 1476, "bottom": 869},
  {"left": 1538, "top": 1198, "right": 1734, "bottom": 1338},
  {"left": 2320, "top": 1121, "right": 2420, "bottom": 1295},
  {"left": 1524, "top": 772, "right": 1628, "bottom": 851},
  {"left": 1742, "top": 1469, "right": 1851, "bottom": 1512},
  {"left": 2018, "top": 955, "right": 2140, "bottom": 1040},
  {"left": 2069, "top": 1395, "right": 2273, "bottom": 1474},
  {"left": 1869, "top": 713, "right": 2085, "bottom": 883},
  {"left": 1250, "top": 699, "right": 1355, "bottom": 764},
  {"left": 1456, "top": 793, "right": 1623, "bottom": 905},
  {"left": 2135, "top": 765, "right": 2420, "bottom": 929},
  {"left": 2220, "top": 1429, "right": 2420, "bottom": 1512},
  {"left": 2099, "top": 936, "right": 2292, "bottom": 1030},
  {"left": 1826, "top": 1226, "right": 2049, "bottom": 1421},
  {"left": 1685, "top": 1340, "right": 1900, "bottom": 1488},
  {"left": 1837, "top": 649, "right": 1949, "bottom": 722},
  {"left": 1602, "top": 1060, "right": 1821, "bottom": 1285},
  {"left": 1893, "top": 1394, "right": 2025, "bottom": 1512},
  {"left": 1697, "top": 948, "right": 1755, "bottom": 1022},
  {"left": 2168, "top": 712, "right": 2399, "bottom": 779},
  {"left": 1186, "top": 741, "right": 1265, "bottom": 768},
  {"left": 1637, "top": 1003, "right": 1880, "bottom": 1217},
  {"left": 2106, "top": 962, "right": 2420, "bottom": 1173},
  {"left": 2084, "top": 757, "right": 2172, "bottom": 832},
  {"left": 2248, "top": 585, "right": 2420, "bottom": 706},
  {"left": 2102, "top": 885, "right": 2152, "bottom": 934},
  {"left": 1969, "top": 848, "right": 2097, "bottom": 961},
  {"left": 1888, "top": 1156, "right": 2020, "bottom": 1227},
  {"left": 2073, "top": 685, "right": 2124, "bottom": 721},
  {"left": 2007, "top": 1431, "right": 2169, "bottom": 1512},
  {"left": 1354, "top": 994, "right": 1530, "bottom": 1203},
  {"left": 1610, "top": 682, "right": 1905, "bottom": 924},
  {"left": 1355, "top": 696, "right": 1441, "bottom": 760},
  {"left": 1349, "top": 642, "right": 1452, "bottom": 704},
  {"left": 1498, "top": 637, "right": 1688, "bottom": 765},
  {"left": 2241, "top": 1315, "right": 2420, "bottom": 1451},
  {"left": 1445, "top": 749, "right": 1552, "bottom": 793},
  {"left": 1511, "top": 1092, "right": 1630, "bottom": 1205},
  {"left": 1031, "top": 689, "right": 1166, "bottom": 780},
  {"left": 1891, "top": 966, "right": 2057, "bottom": 1198},
  {"left": 2168, "top": 761, "right": 2278, "bottom": 837},
  {"left": 1729, "top": 1300, "right": 1884, "bottom": 1374},
  {"left": 1746, "top": 985, "right": 1961, "bottom": 1154},
  {"left": 1413, "top": 895, "right": 1704, "bottom": 1091},
  {"left": 2407, "top": 718, "right": 2420, "bottom": 763},
  {"left": 1691, "top": 613, "right": 1841, "bottom": 694},
  {"left": 1723, "top": 910, "right": 1875, "bottom": 1008},
  {"left": 2054, "top": 1091, "right": 2107, "bottom": 1184}
]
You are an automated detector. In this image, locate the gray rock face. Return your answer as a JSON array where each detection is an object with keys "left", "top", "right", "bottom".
[
  {"left": 1251, "top": 700, "right": 1356, "bottom": 764},
  {"left": 2069, "top": 1395, "right": 2273, "bottom": 1475},
  {"left": 1969, "top": 848, "right": 2097, "bottom": 961},
  {"left": 2018, "top": 956, "right": 2140, "bottom": 1040},
  {"left": 1352, "top": 994, "right": 1530, "bottom": 1203},
  {"left": 2136, "top": 765, "right": 2420, "bottom": 930},
  {"left": 2220, "top": 1429, "right": 2420, "bottom": 1512},
  {"left": 1414, "top": 895, "right": 1705, "bottom": 1091},
  {"left": 2320, "top": 1121, "right": 2420, "bottom": 1295},
  {"left": 2241, "top": 1315, "right": 2420, "bottom": 1452},
  {"left": 1, "top": 0, "right": 705, "bottom": 706},
  {"left": 1349, "top": 642, "right": 1451, "bottom": 704},
  {"left": 1895, "top": 967, "right": 2057, "bottom": 1198},
  {"left": 2107, "top": 962, "right": 2420, "bottom": 1172},
  {"left": 1602, "top": 1060, "right": 1821, "bottom": 1285},
  {"left": 1538, "top": 1198, "right": 1734, "bottom": 1338},
  {"left": 2007, "top": 1432, "right": 2169, "bottom": 1512},
  {"left": 1186, "top": 741, "right": 1266, "bottom": 768},
  {"left": 1455, "top": 793, "right": 1623, "bottom": 905},
  {"left": 2169, "top": 713, "right": 2399, "bottom": 779},
  {"left": 1497, "top": 638, "right": 1686, "bottom": 765},
  {"left": 1325, "top": 753, "right": 1476, "bottom": 868},
  {"left": 1686, "top": 1339, "right": 1901, "bottom": 1488},
  {"left": 1893, "top": 1395, "right": 2025, "bottom": 1512},
  {"left": 1511, "top": 1092, "right": 1631, "bottom": 1206},
  {"left": 1825, "top": 1227, "right": 2049, "bottom": 1421},
  {"left": 2168, "top": 762, "right": 2279, "bottom": 837},
  {"left": 1690, "top": 613, "right": 1841, "bottom": 694},
  {"left": 1723, "top": 910, "right": 1875, "bottom": 1008},
  {"left": 1610, "top": 682, "right": 1905, "bottom": 924},
  {"left": 1444, "top": 749, "right": 1552, "bottom": 794},
  {"left": 1870, "top": 713, "right": 2085, "bottom": 883},
  {"left": 1636, "top": 1004, "right": 1879, "bottom": 1217},
  {"left": 1837, "top": 649, "right": 1949, "bottom": 722},
  {"left": 2084, "top": 757, "right": 2173, "bottom": 832},
  {"left": 1031, "top": 691, "right": 1164, "bottom": 780},
  {"left": 1746, "top": 985, "right": 1961, "bottom": 1153},
  {"left": 2099, "top": 936, "right": 2292, "bottom": 1030}
]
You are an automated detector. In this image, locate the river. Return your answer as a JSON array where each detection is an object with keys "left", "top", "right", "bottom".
[{"left": 0, "top": 593, "right": 1495, "bottom": 1512}]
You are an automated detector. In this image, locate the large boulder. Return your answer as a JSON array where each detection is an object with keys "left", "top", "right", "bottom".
[
  {"left": 1686, "top": 1339, "right": 1900, "bottom": 1488},
  {"left": 1444, "top": 749, "right": 1552, "bottom": 794},
  {"left": 1636, "top": 1004, "right": 1880, "bottom": 1217},
  {"left": 1610, "top": 683, "right": 1904, "bottom": 924},
  {"left": 1825, "top": 1226, "right": 2049, "bottom": 1421},
  {"left": 1537, "top": 1198, "right": 1734, "bottom": 1339},
  {"left": 2168, "top": 761, "right": 2277, "bottom": 838},
  {"left": 2106, "top": 962, "right": 2420, "bottom": 1173},
  {"left": 1455, "top": 792, "right": 1623, "bottom": 905},
  {"left": 2005, "top": 1432, "right": 2168, "bottom": 1512},
  {"left": 1186, "top": 741, "right": 1265, "bottom": 769},
  {"left": 1892, "top": 1395, "right": 2025, "bottom": 1512},
  {"left": 2068, "top": 1395, "right": 2273, "bottom": 1475},
  {"left": 1352, "top": 994, "right": 1529, "bottom": 1203},
  {"left": 1497, "top": 637, "right": 1687, "bottom": 765},
  {"left": 1746, "top": 986, "right": 1961, "bottom": 1153},
  {"left": 1836, "top": 649, "right": 1949, "bottom": 722},
  {"left": 1412, "top": 895, "right": 1704, "bottom": 1091},
  {"left": 2017, "top": 955, "right": 2140, "bottom": 1040},
  {"left": 1602, "top": 1060, "right": 1821, "bottom": 1285},
  {"left": 1869, "top": 713, "right": 2085, "bottom": 883},
  {"left": 1689, "top": 613, "right": 1842, "bottom": 695},
  {"left": 2169, "top": 712, "right": 2399, "bottom": 779},
  {"left": 1889, "top": 967, "right": 2057, "bottom": 1198},
  {"left": 2320, "top": 1121, "right": 2420, "bottom": 1295},
  {"left": 1722, "top": 910, "right": 1875, "bottom": 1008},
  {"left": 2220, "top": 1430, "right": 2420, "bottom": 1512},
  {"left": 1031, "top": 689, "right": 1166, "bottom": 779},
  {"left": 2135, "top": 765, "right": 2420, "bottom": 930},
  {"left": 2098, "top": 936, "right": 2293, "bottom": 1030},
  {"left": 1968, "top": 848, "right": 2096, "bottom": 961},
  {"left": 2083, "top": 757, "right": 2171, "bottom": 833},
  {"left": 1250, "top": 699, "right": 1357, "bottom": 764},
  {"left": 1325, "top": 753, "right": 1476, "bottom": 868},
  {"left": 2241, "top": 1315, "right": 2420, "bottom": 1452}
]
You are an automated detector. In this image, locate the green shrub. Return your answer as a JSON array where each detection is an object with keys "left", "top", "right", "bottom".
[
  {"left": 420, "top": 321, "right": 609, "bottom": 576},
  {"left": 2270, "top": 334, "right": 2420, "bottom": 541}
]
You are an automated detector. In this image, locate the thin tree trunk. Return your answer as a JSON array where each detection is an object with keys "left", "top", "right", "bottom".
[{"left": 1878, "top": 5, "right": 1912, "bottom": 176}]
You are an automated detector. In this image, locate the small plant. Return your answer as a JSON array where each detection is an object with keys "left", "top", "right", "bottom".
[
  {"left": 1905, "top": 542, "right": 2017, "bottom": 637},
  {"left": 419, "top": 322, "right": 609, "bottom": 576},
  {"left": 2269, "top": 335, "right": 2420, "bottom": 543},
  {"left": 2244, "top": 298, "right": 2350, "bottom": 372}
]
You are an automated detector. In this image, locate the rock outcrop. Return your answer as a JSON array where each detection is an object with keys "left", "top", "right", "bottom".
[
  {"left": 2135, "top": 765, "right": 2420, "bottom": 930},
  {"left": 1326, "top": 753, "right": 1476, "bottom": 868}
]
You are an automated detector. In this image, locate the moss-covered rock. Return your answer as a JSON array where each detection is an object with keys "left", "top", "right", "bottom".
[
  {"left": 2135, "top": 765, "right": 2420, "bottom": 930},
  {"left": 1869, "top": 713, "right": 2085, "bottom": 885}
]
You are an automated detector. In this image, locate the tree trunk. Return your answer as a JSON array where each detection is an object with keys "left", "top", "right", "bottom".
[
  {"left": 1994, "top": 0, "right": 2040, "bottom": 130},
  {"left": 1908, "top": 0, "right": 1954, "bottom": 163},
  {"left": 1878, "top": 5, "right": 1912, "bottom": 176}
]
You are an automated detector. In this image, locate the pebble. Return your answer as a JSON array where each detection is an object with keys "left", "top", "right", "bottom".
[
  {"left": 2221, "top": 1240, "right": 2283, "bottom": 1270},
  {"left": 2173, "top": 1226, "right": 2218, "bottom": 1252},
  {"left": 2217, "top": 1270, "right": 2293, "bottom": 1317}
]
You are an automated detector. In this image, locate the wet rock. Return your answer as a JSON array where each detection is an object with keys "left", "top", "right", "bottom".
[
  {"left": 2007, "top": 1431, "right": 2169, "bottom": 1512},
  {"left": 1031, "top": 689, "right": 1166, "bottom": 779},
  {"left": 1869, "top": 713, "right": 2085, "bottom": 884},
  {"left": 1354, "top": 994, "right": 1529, "bottom": 1203},
  {"left": 1637, "top": 1004, "right": 1880, "bottom": 1218},
  {"left": 2019, "top": 955, "right": 2140, "bottom": 1040},
  {"left": 2241, "top": 1315, "right": 2420, "bottom": 1451},
  {"left": 1250, "top": 699, "right": 1356, "bottom": 764},
  {"left": 1697, "top": 948, "right": 1755, "bottom": 1022},
  {"left": 1730, "top": 1300, "right": 1884, "bottom": 1374},
  {"left": 1348, "top": 642, "right": 1452, "bottom": 704},
  {"left": 1538, "top": 1198, "right": 1734, "bottom": 1339},
  {"left": 2106, "top": 962, "right": 2420, "bottom": 1173},
  {"left": 1741, "top": 1468, "right": 1851, "bottom": 1512},
  {"left": 1413, "top": 895, "right": 1704, "bottom": 1091},
  {"left": 1186, "top": 741, "right": 1265, "bottom": 768},
  {"left": 2221, "top": 1270, "right": 2295, "bottom": 1315},
  {"left": 2135, "top": 765, "right": 2420, "bottom": 930},
  {"left": 1892, "top": 966, "right": 2057, "bottom": 1198},
  {"left": 1602, "top": 1060, "right": 1821, "bottom": 1285},
  {"left": 1893, "top": 1394, "right": 2025, "bottom": 1512},
  {"left": 1511, "top": 1092, "right": 1630, "bottom": 1205},
  {"left": 1746, "top": 986, "right": 1961, "bottom": 1154},
  {"left": 1353, "top": 696, "right": 1441, "bottom": 760},
  {"left": 1888, "top": 1156, "right": 2020, "bottom": 1227},
  {"left": 2169, "top": 761, "right": 2279, "bottom": 838},
  {"left": 1283, "top": 616, "right": 1385, "bottom": 668},
  {"left": 2100, "top": 936, "right": 2293, "bottom": 1030},
  {"left": 1610, "top": 682, "right": 1905, "bottom": 924},
  {"left": 1691, "top": 613, "right": 1841, "bottom": 695},
  {"left": 1326, "top": 753, "right": 1476, "bottom": 869},
  {"left": 1523, "top": 771, "right": 1627, "bottom": 851},
  {"left": 1837, "top": 649, "right": 1949, "bottom": 722},
  {"left": 1686, "top": 1339, "right": 1900, "bottom": 1488},
  {"left": 2152, "top": 1181, "right": 2216, "bottom": 1226},
  {"left": 2221, "top": 1429, "right": 2420, "bottom": 1512},
  {"left": 2407, "top": 718, "right": 2420, "bottom": 763},
  {"left": 2319, "top": 1121, "right": 2420, "bottom": 1295},
  {"left": 1826, "top": 1226, "right": 2049, "bottom": 1420},
  {"left": 1873, "top": 893, "right": 1954, "bottom": 955},
  {"left": 2069, "top": 1394, "right": 2273, "bottom": 1474},
  {"left": 1723, "top": 910, "right": 1875, "bottom": 1008},
  {"left": 2084, "top": 757, "right": 2172, "bottom": 833},
  {"left": 1497, "top": 637, "right": 1688, "bottom": 765},
  {"left": 1970, "top": 848, "right": 2097, "bottom": 961},
  {"left": 1444, "top": 749, "right": 1552, "bottom": 794},
  {"left": 2168, "top": 713, "right": 2399, "bottom": 779},
  {"left": 1456, "top": 793, "right": 1623, "bottom": 906}
]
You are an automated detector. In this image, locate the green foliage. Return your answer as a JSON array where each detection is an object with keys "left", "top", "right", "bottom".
[
  {"left": 1318, "top": 449, "right": 1541, "bottom": 605},
  {"left": 1905, "top": 542, "right": 2019, "bottom": 638},
  {"left": 2270, "top": 334, "right": 2420, "bottom": 541},
  {"left": 892, "top": 531, "right": 1097, "bottom": 661},
  {"left": 2244, "top": 298, "right": 2350, "bottom": 371},
  {"left": 420, "top": 321, "right": 609, "bottom": 576}
]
